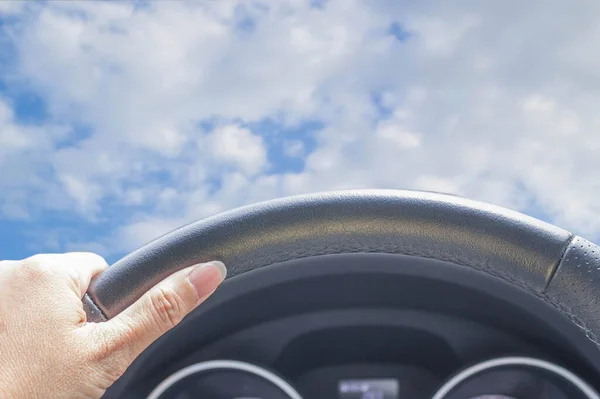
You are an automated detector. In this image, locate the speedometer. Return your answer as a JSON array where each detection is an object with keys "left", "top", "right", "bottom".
[{"left": 147, "top": 360, "right": 303, "bottom": 399}]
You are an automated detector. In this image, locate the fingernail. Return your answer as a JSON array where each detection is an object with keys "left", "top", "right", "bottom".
[{"left": 187, "top": 261, "right": 227, "bottom": 300}]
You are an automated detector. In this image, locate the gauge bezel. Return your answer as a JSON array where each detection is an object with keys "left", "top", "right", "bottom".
[
  {"left": 146, "top": 359, "right": 304, "bottom": 399},
  {"left": 431, "top": 356, "right": 600, "bottom": 399}
]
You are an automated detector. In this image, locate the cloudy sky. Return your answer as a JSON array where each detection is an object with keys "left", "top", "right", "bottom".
[{"left": 1, "top": 0, "right": 599, "bottom": 263}]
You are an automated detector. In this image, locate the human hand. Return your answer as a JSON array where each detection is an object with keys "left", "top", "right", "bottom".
[{"left": 0, "top": 252, "right": 226, "bottom": 399}]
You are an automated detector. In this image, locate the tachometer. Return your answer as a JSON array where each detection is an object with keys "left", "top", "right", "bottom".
[
  {"left": 147, "top": 360, "right": 303, "bottom": 399},
  {"left": 432, "top": 357, "right": 600, "bottom": 399}
]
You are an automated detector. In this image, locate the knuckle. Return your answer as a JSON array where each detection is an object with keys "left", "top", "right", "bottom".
[
  {"left": 18, "top": 255, "right": 52, "bottom": 280},
  {"left": 22, "top": 254, "right": 44, "bottom": 269},
  {"left": 148, "top": 286, "right": 187, "bottom": 332}
]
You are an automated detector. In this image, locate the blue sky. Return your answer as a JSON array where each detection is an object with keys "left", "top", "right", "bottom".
[{"left": 1, "top": 0, "right": 600, "bottom": 264}]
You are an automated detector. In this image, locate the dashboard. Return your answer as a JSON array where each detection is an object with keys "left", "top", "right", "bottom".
[
  {"left": 103, "top": 253, "right": 600, "bottom": 399},
  {"left": 144, "top": 356, "right": 598, "bottom": 399}
]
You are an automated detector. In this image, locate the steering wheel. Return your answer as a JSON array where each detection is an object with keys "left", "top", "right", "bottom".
[{"left": 83, "top": 189, "right": 600, "bottom": 354}]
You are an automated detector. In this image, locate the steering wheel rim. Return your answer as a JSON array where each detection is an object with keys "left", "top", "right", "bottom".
[{"left": 83, "top": 189, "right": 600, "bottom": 350}]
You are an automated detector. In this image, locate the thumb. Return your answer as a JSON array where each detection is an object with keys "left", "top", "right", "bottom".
[{"left": 93, "top": 261, "right": 226, "bottom": 366}]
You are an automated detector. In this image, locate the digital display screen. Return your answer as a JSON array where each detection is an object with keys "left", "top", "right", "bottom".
[{"left": 338, "top": 379, "right": 399, "bottom": 399}]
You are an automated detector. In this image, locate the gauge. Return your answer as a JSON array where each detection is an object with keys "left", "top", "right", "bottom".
[
  {"left": 146, "top": 360, "right": 303, "bottom": 399},
  {"left": 432, "top": 357, "right": 600, "bottom": 399}
]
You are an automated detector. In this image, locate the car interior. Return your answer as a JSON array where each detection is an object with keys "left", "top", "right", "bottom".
[{"left": 89, "top": 190, "right": 600, "bottom": 399}]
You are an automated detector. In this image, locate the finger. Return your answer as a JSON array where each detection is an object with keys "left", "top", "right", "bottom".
[
  {"left": 56, "top": 252, "right": 109, "bottom": 298},
  {"left": 15, "top": 253, "right": 108, "bottom": 298},
  {"left": 99, "top": 261, "right": 226, "bottom": 363}
]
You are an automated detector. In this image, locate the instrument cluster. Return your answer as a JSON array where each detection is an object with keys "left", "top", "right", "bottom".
[{"left": 147, "top": 356, "right": 600, "bottom": 399}]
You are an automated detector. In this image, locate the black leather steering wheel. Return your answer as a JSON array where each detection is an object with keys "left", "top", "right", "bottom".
[{"left": 83, "top": 189, "right": 600, "bottom": 350}]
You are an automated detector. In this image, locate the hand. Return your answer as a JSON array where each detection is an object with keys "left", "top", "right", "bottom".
[{"left": 0, "top": 252, "right": 226, "bottom": 399}]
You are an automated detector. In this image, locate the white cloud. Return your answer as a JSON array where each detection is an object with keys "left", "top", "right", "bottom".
[
  {"left": 0, "top": 97, "right": 37, "bottom": 151},
  {"left": 2, "top": 0, "right": 600, "bottom": 256},
  {"left": 207, "top": 125, "right": 268, "bottom": 176},
  {"left": 405, "top": 14, "right": 481, "bottom": 56},
  {"left": 376, "top": 120, "right": 421, "bottom": 149},
  {"left": 0, "top": 97, "right": 68, "bottom": 219},
  {"left": 522, "top": 95, "right": 557, "bottom": 113},
  {"left": 113, "top": 217, "right": 187, "bottom": 252},
  {"left": 0, "top": 1, "right": 26, "bottom": 16},
  {"left": 58, "top": 175, "right": 103, "bottom": 215}
]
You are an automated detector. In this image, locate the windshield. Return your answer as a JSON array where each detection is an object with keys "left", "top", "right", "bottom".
[{"left": 1, "top": 1, "right": 598, "bottom": 262}]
